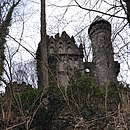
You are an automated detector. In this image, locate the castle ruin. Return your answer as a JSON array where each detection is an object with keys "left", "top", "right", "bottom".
[
  {"left": 47, "top": 31, "right": 84, "bottom": 86},
  {"left": 37, "top": 16, "right": 120, "bottom": 87}
]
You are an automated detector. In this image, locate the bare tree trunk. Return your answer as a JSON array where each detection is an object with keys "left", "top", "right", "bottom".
[
  {"left": 0, "top": 1, "right": 21, "bottom": 128},
  {"left": 37, "top": 0, "right": 48, "bottom": 90}
]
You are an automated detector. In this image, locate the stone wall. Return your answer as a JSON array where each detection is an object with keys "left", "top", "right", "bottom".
[{"left": 47, "top": 31, "right": 84, "bottom": 86}]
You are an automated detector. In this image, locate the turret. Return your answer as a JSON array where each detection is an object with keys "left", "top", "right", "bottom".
[{"left": 88, "top": 16, "right": 119, "bottom": 86}]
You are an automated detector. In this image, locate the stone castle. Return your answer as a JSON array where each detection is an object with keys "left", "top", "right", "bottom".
[
  {"left": 37, "top": 16, "right": 120, "bottom": 87},
  {"left": 47, "top": 31, "right": 84, "bottom": 86}
]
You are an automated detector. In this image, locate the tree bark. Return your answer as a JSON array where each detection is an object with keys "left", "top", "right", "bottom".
[{"left": 37, "top": 0, "right": 48, "bottom": 90}]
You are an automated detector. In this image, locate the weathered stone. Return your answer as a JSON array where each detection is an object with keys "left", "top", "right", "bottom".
[
  {"left": 47, "top": 31, "right": 84, "bottom": 86},
  {"left": 37, "top": 17, "right": 120, "bottom": 87},
  {"left": 88, "top": 16, "right": 119, "bottom": 86}
]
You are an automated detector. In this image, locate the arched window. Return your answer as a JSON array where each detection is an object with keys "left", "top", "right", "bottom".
[
  {"left": 51, "top": 42, "right": 54, "bottom": 44},
  {"left": 59, "top": 42, "right": 62, "bottom": 45},
  {"left": 85, "top": 68, "right": 90, "bottom": 72}
]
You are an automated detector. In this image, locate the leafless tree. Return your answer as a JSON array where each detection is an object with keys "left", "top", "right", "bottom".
[
  {"left": 0, "top": 0, "right": 130, "bottom": 129},
  {"left": 37, "top": 0, "right": 48, "bottom": 90},
  {"left": 0, "top": 1, "right": 22, "bottom": 129},
  {"left": 0, "top": 0, "right": 21, "bottom": 82},
  {"left": 12, "top": 60, "right": 37, "bottom": 87}
]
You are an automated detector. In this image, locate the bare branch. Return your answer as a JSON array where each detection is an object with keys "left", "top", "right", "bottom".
[{"left": 74, "top": 0, "right": 127, "bottom": 19}]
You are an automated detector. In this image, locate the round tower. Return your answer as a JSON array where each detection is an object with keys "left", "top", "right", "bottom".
[{"left": 88, "top": 16, "right": 117, "bottom": 86}]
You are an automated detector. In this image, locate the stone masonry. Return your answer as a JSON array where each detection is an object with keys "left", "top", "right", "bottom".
[
  {"left": 88, "top": 16, "right": 120, "bottom": 86},
  {"left": 47, "top": 31, "right": 84, "bottom": 86},
  {"left": 37, "top": 16, "right": 120, "bottom": 87}
]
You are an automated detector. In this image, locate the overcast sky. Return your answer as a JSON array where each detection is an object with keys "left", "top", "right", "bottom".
[{"left": 6, "top": 0, "right": 130, "bottom": 85}]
